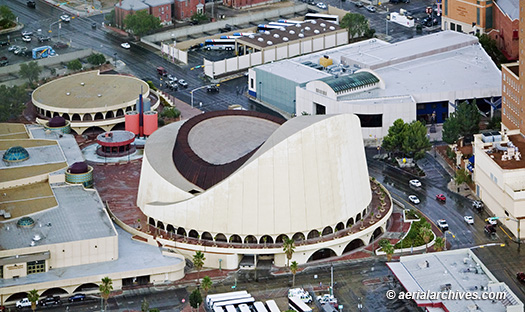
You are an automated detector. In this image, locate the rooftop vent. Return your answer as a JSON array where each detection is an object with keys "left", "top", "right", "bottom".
[
  {"left": 298, "top": 33, "right": 304, "bottom": 37},
  {"left": 314, "top": 30, "right": 320, "bottom": 34},
  {"left": 329, "top": 26, "right": 335, "bottom": 30},
  {"left": 305, "top": 26, "right": 311, "bottom": 31},
  {"left": 66, "top": 92, "right": 70, "bottom": 96},
  {"left": 33, "top": 234, "right": 41, "bottom": 241},
  {"left": 80, "top": 82, "right": 85, "bottom": 86},
  {"left": 283, "top": 37, "right": 289, "bottom": 41},
  {"left": 311, "top": 20, "right": 317, "bottom": 24},
  {"left": 258, "top": 37, "right": 264, "bottom": 42},
  {"left": 289, "top": 30, "right": 295, "bottom": 34},
  {"left": 279, "top": 27, "right": 285, "bottom": 31},
  {"left": 320, "top": 23, "right": 326, "bottom": 27},
  {"left": 264, "top": 31, "right": 270, "bottom": 35},
  {"left": 273, "top": 34, "right": 279, "bottom": 38},
  {"left": 267, "top": 41, "right": 273, "bottom": 45},
  {"left": 98, "top": 94, "right": 102, "bottom": 97},
  {"left": 249, "top": 35, "right": 255, "bottom": 39}
]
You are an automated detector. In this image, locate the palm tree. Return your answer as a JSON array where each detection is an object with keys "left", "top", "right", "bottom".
[
  {"left": 193, "top": 251, "right": 206, "bottom": 283},
  {"left": 27, "top": 289, "right": 39, "bottom": 312},
  {"left": 201, "top": 276, "right": 213, "bottom": 297},
  {"left": 420, "top": 224, "right": 433, "bottom": 253},
  {"left": 99, "top": 276, "right": 113, "bottom": 312},
  {"left": 434, "top": 236, "right": 445, "bottom": 252},
  {"left": 282, "top": 237, "right": 295, "bottom": 267},
  {"left": 290, "top": 261, "right": 298, "bottom": 287},
  {"left": 379, "top": 239, "right": 395, "bottom": 261}
]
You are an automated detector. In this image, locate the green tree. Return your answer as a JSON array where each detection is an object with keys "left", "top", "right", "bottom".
[
  {"left": 290, "top": 261, "right": 298, "bottom": 287},
  {"left": 191, "top": 12, "right": 208, "bottom": 25},
  {"left": 149, "top": 309, "right": 160, "bottom": 312},
  {"left": 487, "top": 113, "right": 501, "bottom": 130},
  {"left": 477, "top": 33, "right": 506, "bottom": 65},
  {"left": 379, "top": 239, "right": 395, "bottom": 261},
  {"left": 382, "top": 118, "right": 408, "bottom": 156},
  {"left": 340, "top": 13, "right": 371, "bottom": 41},
  {"left": 434, "top": 236, "right": 445, "bottom": 252},
  {"left": 99, "top": 276, "right": 113, "bottom": 312},
  {"left": 67, "top": 59, "right": 83, "bottom": 71},
  {"left": 282, "top": 237, "right": 295, "bottom": 267},
  {"left": 123, "top": 10, "right": 161, "bottom": 37},
  {"left": 201, "top": 276, "right": 213, "bottom": 297},
  {"left": 454, "top": 168, "right": 472, "bottom": 185},
  {"left": 442, "top": 100, "right": 481, "bottom": 144},
  {"left": 19, "top": 61, "right": 42, "bottom": 85},
  {"left": 142, "top": 298, "right": 150, "bottom": 312},
  {"left": 402, "top": 120, "right": 431, "bottom": 160},
  {"left": 0, "top": 5, "right": 16, "bottom": 28},
  {"left": 189, "top": 288, "right": 203, "bottom": 312},
  {"left": 0, "top": 84, "right": 29, "bottom": 122},
  {"left": 27, "top": 289, "right": 39, "bottom": 312},
  {"left": 105, "top": 9, "right": 116, "bottom": 26},
  {"left": 193, "top": 251, "right": 206, "bottom": 282},
  {"left": 420, "top": 223, "right": 433, "bottom": 253},
  {"left": 161, "top": 107, "right": 181, "bottom": 119},
  {"left": 87, "top": 53, "right": 106, "bottom": 65}
]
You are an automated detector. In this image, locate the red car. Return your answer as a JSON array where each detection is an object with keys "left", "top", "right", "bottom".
[
  {"left": 517, "top": 272, "right": 525, "bottom": 282},
  {"left": 436, "top": 194, "right": 446, "bottom": 202}
]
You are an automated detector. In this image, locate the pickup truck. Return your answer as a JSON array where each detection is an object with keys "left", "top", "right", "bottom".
[{"left": 16, "top": 298, "right": 32, "bottom": 309}]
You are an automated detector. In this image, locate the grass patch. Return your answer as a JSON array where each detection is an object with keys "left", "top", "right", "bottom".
[{"left": 395, "top": 218, "right": 434, "bottom": 249}]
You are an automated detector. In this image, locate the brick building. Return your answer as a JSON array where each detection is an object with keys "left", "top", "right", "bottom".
[
  {"left": 222, "top": 0, "right": 278, "bottom": 10},
  {"left": 173, "top": 0, "right": 205, "bottom": 20},
  {"left": 115, "top": 0, "right": 183, "bottom": 28},
  {"left": 441, "top": 0, "right": 518, "bottom": 61}
]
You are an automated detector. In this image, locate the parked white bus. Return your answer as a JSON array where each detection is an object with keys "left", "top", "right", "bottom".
[
  {"left": 239, "top": 303, "right": 251, "bottom": 312},
  {"left": 254, "top": 302, "right": 269, "bottom": 312},
  {"left": 289, "top": 296, "right": 312, "bottom": 312},
  {"left": 225, "top": 305, "right": 237, "bottom": 312},
  {"left": 266, "top": 300, "right": 280, "bottom": 312},
  {"left": 206, "top": 291, "right": 249, "bottom": 308},
  {"left": 214, "top": 297, "right": 255, "bottom": 308},
  {"left": 214, "top": 307, "right": 225, "bottom": 312},
  {"left": 304, "top": 13, "right": 339, "bottom": 24}
]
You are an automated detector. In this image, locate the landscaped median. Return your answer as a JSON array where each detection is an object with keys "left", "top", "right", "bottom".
[{"left": 376, "top": 209, "right": 436, "bottom": 257}]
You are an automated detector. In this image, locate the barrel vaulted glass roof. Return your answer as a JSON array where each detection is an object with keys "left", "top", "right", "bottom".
[{"left": 319, "top": 72, "right": 379, "bottom": 93}]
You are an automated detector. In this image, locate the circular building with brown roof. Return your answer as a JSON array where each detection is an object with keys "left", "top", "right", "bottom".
[
  {"left": 137, "top": 111, "right": 392, "bottom": 268},
  {"left": 32, "top": 70, "right": 157, "bottom": 135}
]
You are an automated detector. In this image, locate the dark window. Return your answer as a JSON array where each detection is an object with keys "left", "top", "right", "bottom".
[
  {"left": 476, "top": 8, "right": 480, "bottom": 25},
  {"left": 315, "top": 103, "right": 326, "bottom": 115},
  {"left": 444, "top": 0, "right": 447, "bottom": 15},
  {"left": 27, "top": 260, "right": 45, "bottom": 275},
  {"left": 250, "top": 78, "right": 254, "bottom": 89},
  {"left": 432, "top": 104, "right": 437, "bottom": 109},
  {"left": 442, "top": 103, "right": 448, "bottom": 108},
  {"left": 457, "top": 24, "right": 463, "bottom": 32},
  {"left": 0, "top": 265, "right": 2, "bottom": 278},
  {"left": 417, "top": 104, "right": 425, "bottom": 110},
  {"left": 355, "top": 114, "right": 382, "bottom": 128},
  {"left": 442, "top": 112, "right": 447, "bottom": 121},
  {"left": 485, "top": 6, "right": 493, "bottom": 28},
  {"left": 451, "top": 22, "right": 455, "bottom": 31}
]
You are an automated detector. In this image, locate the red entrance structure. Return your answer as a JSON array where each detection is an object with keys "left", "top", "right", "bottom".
[{"left": 96, "top": 130, "right": 136, "bottom": 157}]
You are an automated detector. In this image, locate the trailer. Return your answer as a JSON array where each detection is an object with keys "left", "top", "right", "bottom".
[
  {"left": 388, "top": 9, "right": 414, "bottom": 27},
  {"left": 32, "top": 46, "right": 56, "bottom": 59}
]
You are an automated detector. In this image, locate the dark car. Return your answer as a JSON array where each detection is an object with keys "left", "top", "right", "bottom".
[
  {"left": 38, "top": 35, "right": 51, "bottom": 42},
  {"left": 92, "top": 22, "right": 97, "bottom": 29},
  {"left": 156, "top": 66, "right": 168, "bottom": 76},
  {"left": 27, "top": 0, "right": 36, "bottom": 7},
  {"left": 53, "top": 42, "right": 68, "bottom": 49},
  {"left": 68, "top": 293, "right": 86, "bottom": 302},
  {"left": 0, "top": 59, "right": 7, "bottom": 67},
  {"left": 39, "top": 296, "right": 61, "bottom": 306},
  {"left": 517, "top": 272, "right": 525, "bottom": 282},
  {"left": 207, "top": 84, "right": 220, "bottom": 93},
  {"left": 423, "top": 16, "right": 438, "bottom": 27},
  {"left": 0, "top": 41, "right": 9, "bottom": 46}
]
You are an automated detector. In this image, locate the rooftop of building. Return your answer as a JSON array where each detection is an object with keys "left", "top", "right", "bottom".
[
  {"left": 114, "top": 0, "right": 150, "bottom": 10},
  {"left": 477, "top": 132, "right": 525, "bottom": 171},
  {"left": 239, "top": 19, "right": 342, "bottom": 49},
  {"left": 0, "top": 226, "right": 183, "bottom": 288},
  {"left": 0, "top": 123, "right": 29, "bottom": 140},
  {"left": 320, "top": 72, "right": 380, "bottom": 94},
  {"left": 388, "top": 249, "right": 523, "bottom": 312},
  {"left": 31, "top": 70, "right": 149, "bottom": 111},
  {"left": 495, "top": 0, "right": 519, "bottom": 21}
]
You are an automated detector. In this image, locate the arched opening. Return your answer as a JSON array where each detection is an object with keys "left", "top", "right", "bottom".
[
  {"left": 307, "top": 230, "right": 320, "bottom": 240},
  {"left": 41, "top": 287, "right": 68, "bottom": 297},
  {"left": 343, "top": 239, "right": 365, "bottom": 254},
  {"left": 83, "top": 114, "right": 92, "bottom": 121},
  {"left": 53, "top": 112, "right": 60, "bottom": 117},
  {"left": 94, "top": 112, "right": 104, "bottom": 120},
  {"left": 356, "top": 213, "right": 361, "bottom": 222},
  {"left": 259, "top": 235, "right": 273, "bottom": 244},
  {"left": 202, "top": 232, "right": 213, "bottom": 241},
  {"left": 116, "top": 109, "right": 124, "bottom": 117},
  {"left": 126, "top": 106, "right": 133, "bottom": 112},
  {"left": 215, "top": 233, "right": 227, "bottom": 242},
  {"left": 336, "top": 222, "right": 345, "bottom": 232},
  {"left": 275, "top": 234, "right": 289, "bottom": 244},
  {"left": 322, "top": 226, "right": 333, "bottom": 236},
  {"left": 157, "top": 221, "right": 165, "bottom": 231},
  {"left": 46, "top": 111, "right": 51, "bottom": 118},
  {"left": 148, "top": 217, "right": 155, "bottom": 226},
  {"left": 307, "top": 248, "right": 337, "bottom": 262},
  {"left": 111, "top": 122, "right": 125, "bottom": 131},
  {"left": 83, "top": 126, "right": 105, "bottom": 137},
  {"left": 73, "top": 283, "right": 99, "bottom": 293},
  {"left": 362, "top": 208, "right": 367, "bottom": 217},
  {"left": 244, "top": 235, "right": 257, "bottom": 244},
  {"left": 62, "top": 113, "right": 70, "bottom": 121},
  {"left": 72, "top": 113, "right": 81, "bottom": 121},
  {"left": 166, "top": 224, "right": 175, "bottom": 233},
  {"left": 106, "top": 111, "right": 114, "bottom": 119},
  {"left": 370, "top": 227, "right": 384, "bottom": 243},
  {"left": 229, "top": 234, "right": 242, "bottom": 243},
  {"left": 346, "top": 218, "right": 354, "bottom": 228},
  {"left": 6, "top": 292, "right": 29, "bottom": 303},
  {"left": 292, "top": 232, "right": 305, "bottom": 242},
  {"left": 177, "top": 227, "right": 186, "bottom": 236},
  {"left": 188, "top": 229, "right": 199, "bottom": 238}
]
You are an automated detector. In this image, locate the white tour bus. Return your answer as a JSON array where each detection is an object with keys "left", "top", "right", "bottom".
[
  {"left": 266, "top": 300, "right": 280, "bottom": 312},
  {"left": 213, "top": 297, "right": 255, "bottom": 308},
  {"left": 254, "top": 302, "right": 269, "bottom": 312},
  {"left": 304, "top": 13, "right": 339, "bottom": 24},
  {"left": 288, "top": 296, "right": 312, "bottom": 312},
  {"left": 206, "top": 291, "right": 249, "bottom": 308}
]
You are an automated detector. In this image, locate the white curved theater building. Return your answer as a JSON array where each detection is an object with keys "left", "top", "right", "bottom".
[{"left": 137, "top": 111, "right": 392, "bottom": 268}]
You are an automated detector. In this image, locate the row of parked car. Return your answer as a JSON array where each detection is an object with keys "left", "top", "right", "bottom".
[{"left": 15, "top": 293, "right": 86, "bottom": 309}]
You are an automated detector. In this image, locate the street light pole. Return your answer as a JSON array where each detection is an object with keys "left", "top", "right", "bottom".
[{"left": 190, "top": 85, "right": 209, "bottom": 108}]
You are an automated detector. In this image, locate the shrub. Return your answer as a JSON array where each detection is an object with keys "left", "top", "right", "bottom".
[
  {"left": 67, "top": 59, "right": 82, "bottom": 71},
  {"left": 394, "top": 218, "right": 434, "bottom": 249},
  {"left": 161, "top": 107, "right": 181, "bottom": 119},
  {"left": 87, "top": 53, "right": 106, "bottom": 65}
]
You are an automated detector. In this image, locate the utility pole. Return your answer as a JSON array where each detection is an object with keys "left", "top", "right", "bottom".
[{"left": 330, "top": 263, "right": 334, "bottom": 296}]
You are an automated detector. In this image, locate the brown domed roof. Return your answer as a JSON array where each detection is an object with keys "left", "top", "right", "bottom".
[
  {"left": 49, "top": 116, "right": 66, "bottom": 127},
  {"left": 69, "top": 161, "right": 89, "bottom": 173}
]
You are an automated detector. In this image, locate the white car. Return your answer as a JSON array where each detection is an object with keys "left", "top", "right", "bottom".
[
  {"left": 16, "top": 298, "right": 32, "bottom": 308},
  {"left": 22, "top": 35, "right": 31, "bottom": 42},
  {"left": 464, "top": 216, "right": 474, "bottom": 225},
  {"left": 316, "top": 2, "right": 327, "bottom": 9},
  {"left": 408, "top": 195, "right": 420, "bottom": 204},
  {"left": 366, "top": 5, "right": 376, "bottom": 12},
  {"left": 121, "top": 42, "right": 131, "bottom": 49},
  {"left": 437, "top": 219, "right": 449, "bottom": 231},
  {"left": 409, "top": 179, "right": 421, "bottom": 187},
  {"left": 60, "top": 14, "right": 71, "bottom": 22},
  {"left": 487, "top": 218, "right": 497, "bottom": 225}
]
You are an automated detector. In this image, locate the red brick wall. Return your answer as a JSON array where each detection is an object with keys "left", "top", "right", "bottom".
[
  {"left": 174, "top": 0, "right": 203, "bottom": 20},
  {"left": 150, "top": 3, "right": 172, "bottom": 24},
  {"left": 490, "top": 5, "right": 519, "bottom": 61},
  {"left": 222, "top": 0, "right": 272, "bottom": 9}
]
